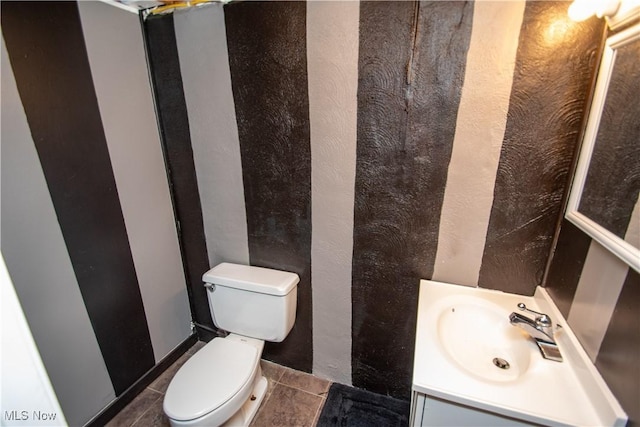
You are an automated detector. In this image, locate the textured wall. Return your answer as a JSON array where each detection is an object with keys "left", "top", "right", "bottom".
[
  {"left": 144, "top": 0, "right": 606, "bottom": 402},
  {"left": 432, "top": 0, "right": 525, "bottom": 286},
  {"left": 478, "top": 1, "right": 603, "bottom": 295},
  {"left": 307, "top": 1, "right": 359, "bottom": 385},
  {"left": 1, "top": 2, "right": 192, "bottom": 424},
  {"left": 225, "top": 1, "right": 313, "bottom": 372},
  {"left": 351, "top": 1, "right": 474, "bottom": 398}
]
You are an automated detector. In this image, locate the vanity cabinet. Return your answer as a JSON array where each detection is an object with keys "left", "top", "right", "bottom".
[{"left": 410, "top": 392, "right": 535, "bottom": 427}]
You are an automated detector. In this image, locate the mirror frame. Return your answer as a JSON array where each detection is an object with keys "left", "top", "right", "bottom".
[{"left": 566, "top": 22, "right": 640, "bottom": 273}]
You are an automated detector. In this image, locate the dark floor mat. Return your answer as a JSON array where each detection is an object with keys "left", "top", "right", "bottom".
[{"left": 316, "top": 383, "right": 410, "bottom": 427}]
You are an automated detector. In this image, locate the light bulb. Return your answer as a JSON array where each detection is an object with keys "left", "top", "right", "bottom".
[
  {"left": 568, "top": 0, "right": 595, "bottom": 21},
  {"left": 568, "top": 0, "right": 622, "bottom": 21},
  {"left": 595, "top": 0, "right": 621, "bottom": 18}
]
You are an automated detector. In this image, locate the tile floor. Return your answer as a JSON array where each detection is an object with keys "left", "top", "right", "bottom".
[{"left": 106, "top": 341, "right": 331, "bottom": 427}]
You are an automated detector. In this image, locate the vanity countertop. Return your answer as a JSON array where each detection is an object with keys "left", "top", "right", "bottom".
[{"left": 413, "top": 280, "right": 626, "bottom": 427}]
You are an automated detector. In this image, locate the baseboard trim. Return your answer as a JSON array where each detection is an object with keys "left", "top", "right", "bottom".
[{"left": 85, "top": 334, "right": 197, "bottom": 427}]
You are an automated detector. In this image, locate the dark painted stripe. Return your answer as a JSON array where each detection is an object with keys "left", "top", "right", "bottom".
[
  {"left": 143, "top": 14, "right": 212, "bottom": 332},
  {"left": 1, "top": 1, "right": 154, "bottom": 395},
  {"left": 225, "top": 1, "right": 313, "bottom": 372},
  {"left": 595, "top": 269, "right": 640, "bottom": 427},
  {"left": 478, "top": 1, "right": 604, "bottom": 295},
  {"left": 352, "top": 1, "right": 473, "bottom": 399},
  {"left": 578, "top": 37, "right": 640, "bottom": 239},
  {"left": 544, "top": 219, "right": 592, "bottom": 317}
]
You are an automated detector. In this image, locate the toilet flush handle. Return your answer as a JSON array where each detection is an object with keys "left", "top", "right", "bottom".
[{"left": 204, "top": 283, "right": 215, "bottom": 292}]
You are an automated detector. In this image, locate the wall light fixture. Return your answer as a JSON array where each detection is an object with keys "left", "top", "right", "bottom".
[{"left": 568, "top": 0, "right": 622, "bottom": 21}]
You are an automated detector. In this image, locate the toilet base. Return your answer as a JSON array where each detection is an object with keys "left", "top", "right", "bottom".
[
  {"left": 222, "top": 373, "right": 268, "bottom": 427},
  {"left": 167, "top": 372, "right": 268, "bottom": 427},
  {"left": 165, "top": 336, "right": 267, "bottom": 427}
]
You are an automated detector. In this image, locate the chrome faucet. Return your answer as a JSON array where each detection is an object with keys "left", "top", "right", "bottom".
[{"left": 509, "top": 303, "right": 563, "bottom": 362}]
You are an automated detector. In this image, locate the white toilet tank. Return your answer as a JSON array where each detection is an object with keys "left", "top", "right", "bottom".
[{"left": 202, "top": 263, "right": 299, "bottom": 342}]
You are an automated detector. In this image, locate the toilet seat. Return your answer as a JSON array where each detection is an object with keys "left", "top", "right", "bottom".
[{"left": 164, "top": 338, "right": 259, "bottom": 423}]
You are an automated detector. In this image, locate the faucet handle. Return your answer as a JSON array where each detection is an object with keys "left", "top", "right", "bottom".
[{"left": 517, "top": 303, "right": 552, "bottom": 327}]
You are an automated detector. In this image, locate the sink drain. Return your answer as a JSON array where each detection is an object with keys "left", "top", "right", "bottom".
[{"left": 493, "top": 357, "right": 510, "bottom": 370}]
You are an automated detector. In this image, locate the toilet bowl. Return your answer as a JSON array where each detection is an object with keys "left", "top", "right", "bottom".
[
  {"left": 163, "top": 335, "right": 267, "bottom": 427},
  {"left": 163, "top": 263, "right": 299, "bottom": 427}
]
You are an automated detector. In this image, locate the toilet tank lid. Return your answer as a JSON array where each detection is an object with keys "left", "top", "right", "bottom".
[{"left": 202, "top": 263, "right": 299, "bottom": 296}]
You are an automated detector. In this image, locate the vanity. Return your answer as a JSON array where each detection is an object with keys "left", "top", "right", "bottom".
[{"left": 410, "top": 280, "right": 627, "bottom": 426}]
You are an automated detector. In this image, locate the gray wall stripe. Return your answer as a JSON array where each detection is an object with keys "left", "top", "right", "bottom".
[
  {"left": 173, "top": 4, "right": 250, "bottom": 269},
  {"left": 1, "top": 38, "right": 116, "bottom": 426},
  {"left": 544, "top": 219, "right": 593, "bottom": 318},
  {"left": 433, "top": 0, "right": 525, "bottom": 287},
  {"left": 595, "top": 269, "right": 640, "bottom": 427},
  {"left": 624, "top": 198, "right": 640, "bottom": 247},
  {"left": 568, "top": 240, "right": 628, "bottom": 361},
  {"left": 78, "top": 1, "right": 192, "bottom": 362},
  {"left": 308, "top": 0, "right": 359, "bottom": 385}
]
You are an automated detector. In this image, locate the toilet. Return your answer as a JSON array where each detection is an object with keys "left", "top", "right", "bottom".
[{"left": 163, "top": 262, "right": 299, "bottom": 427}]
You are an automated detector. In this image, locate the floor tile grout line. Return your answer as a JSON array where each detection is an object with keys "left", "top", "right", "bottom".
[
  {"left": 272, "top": 379, "right": 331, "bottom": 400},
  {"left": 248, "top": 381, "right": 278, "bottom": 427},
  {"left": 147, "top": 385, "right": 164, "bottom": 394},
  {"left": 261, "top": 362, "right": 285, "bottom": 383},
  {"left": 317, "top": 397, "right": 327, "bottom": 426},
  {"left": 253, "top": 380, "right": 327, "bottom": 427},
  {"left": 128, "top": 394, "right": 162, "bottom": 427},
  {"left": 310, "top": 396, "right": 326, "bottom": 427}
]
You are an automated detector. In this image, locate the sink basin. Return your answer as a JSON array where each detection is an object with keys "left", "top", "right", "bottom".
[
  {"left": 413, "top": 280, "right": 628, "bottom": 427},
  {"left": 437, "top": 301, "right": 532, "bottom": 382}
]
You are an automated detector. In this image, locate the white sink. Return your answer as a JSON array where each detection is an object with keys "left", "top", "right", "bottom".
[
  {"left": 412, "top": 280, "right": 627, "bottom": 427},
  {"left": 437, "top": 300, "right": 532, "bottom": 383}
]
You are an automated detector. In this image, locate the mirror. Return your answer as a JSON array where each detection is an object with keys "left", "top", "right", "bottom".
[{"left": 566, "top": 22, "right": 640, "bottom": 272}]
